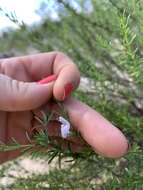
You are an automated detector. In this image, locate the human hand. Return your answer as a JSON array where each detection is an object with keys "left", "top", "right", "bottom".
[{"left": 0, "top": 52, "right": 128, "bottom": 163}]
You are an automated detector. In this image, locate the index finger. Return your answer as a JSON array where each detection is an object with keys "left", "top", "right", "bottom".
[
  {"left": 64, "top": 97, "right": 128, "bottom": 158},
  {"left": 1, "top": 52, "right": 80, "bottom": 101}
]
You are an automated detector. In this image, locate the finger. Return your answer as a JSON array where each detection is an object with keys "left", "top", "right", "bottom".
[
  {"left": 64, "top": 97, "right": 128, "bottom": 158},
  {"left": 0, "top": 74, "right": 55, "bottom": 111},
  {"left": 0, "top": 53, "right": 54, "bottom": 81},
  {"left": 0, "top": 52, "right": 80, "bottom": 100},
  {"left": 52, "top": 53, "right": 80, "bottom": 100}
]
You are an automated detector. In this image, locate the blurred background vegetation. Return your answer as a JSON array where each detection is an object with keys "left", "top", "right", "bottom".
[{"left": 0, "top": 0, "right": 143, "bottom": 189}]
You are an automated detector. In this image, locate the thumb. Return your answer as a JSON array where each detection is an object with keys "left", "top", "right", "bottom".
[{"left": 0, "top": 74, "right": 54, "bottom": 111}]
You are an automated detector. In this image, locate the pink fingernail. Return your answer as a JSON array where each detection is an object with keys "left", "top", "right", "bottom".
[
  {"left": 62, "top": 83, "right": 74, "bottom": 100},
  {"left": 37, "top": 74, "right": 57, "bottom": 84}
]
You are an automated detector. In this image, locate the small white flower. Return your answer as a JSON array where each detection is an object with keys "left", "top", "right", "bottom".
[{"left": 58, "top": 116, "right": 71, "bottom": 138}]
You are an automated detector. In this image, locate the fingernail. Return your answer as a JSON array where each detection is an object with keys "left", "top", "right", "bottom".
[
  {"left": 37, "top": 74, "right": 57, "bottom": 84},
  {"left": 62, "top": 83, "right": 74, "bottom": 100}
]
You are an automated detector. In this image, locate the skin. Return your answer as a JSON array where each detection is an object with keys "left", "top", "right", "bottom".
[{"left": 0, "top": 52, "right": 128, "bottom": 163}]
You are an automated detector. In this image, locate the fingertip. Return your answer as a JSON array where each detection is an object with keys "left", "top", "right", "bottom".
[
  {"left": 92, "top": 130, "right": 129, "bottom": 158},
  {"left": 53, "top": 68, "right": 80, "bottom": 101},
  {"left": 80, "top": 113, "right": 129, "bottom": 158},
  {"left": 54, "top": 82, "right": 75, "bottom": 101}
]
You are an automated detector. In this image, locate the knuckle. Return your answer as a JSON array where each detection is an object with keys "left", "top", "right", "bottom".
[
  {"left": 9, "top": 79, "right": 29, "bottom": 109},
  {"left": 1, "top": 59, "right": 18, "bottom": 77},
  {"left": 55, "top": 51, "right": 73, "bottom": 64},
  {"left": 8, "top": 79, "right": 20, "bottom": 109},
  {"left": 54, "top": 51, "right": 67, "bottom": 58}
]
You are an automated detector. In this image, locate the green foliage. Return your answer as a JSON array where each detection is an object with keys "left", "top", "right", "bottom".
[
  {"left": 0, "top": 145, "right": 142, "bottom": 190},
  {"left": 0, "top": 0, "right": 143, "bottom": 189}
]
